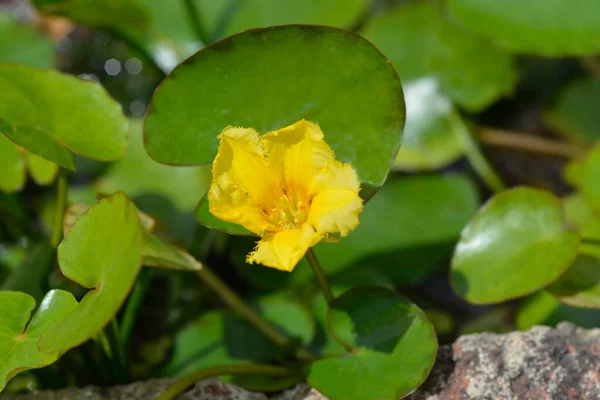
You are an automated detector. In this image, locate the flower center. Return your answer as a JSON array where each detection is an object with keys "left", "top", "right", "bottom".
[{"left": 267, "top": 193, "right": 309, "bottom": 231}]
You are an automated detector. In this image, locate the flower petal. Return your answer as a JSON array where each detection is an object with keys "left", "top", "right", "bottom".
[
  {"left": 246, "top": 224, "right": 321, "bottom": 272},
  {"left": 262, "top": 120, "right": 334, "bottom": 202},
  {"left": 213, "top": 126, "right": 281, "bottom": 208},
  {"left": 308, "top": 161, "right": 363, "bottom": 236}
]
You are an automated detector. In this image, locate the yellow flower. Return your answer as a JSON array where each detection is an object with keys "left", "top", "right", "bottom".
[{"left": 208, "top": 120, "right": 363, "bottom": 272}]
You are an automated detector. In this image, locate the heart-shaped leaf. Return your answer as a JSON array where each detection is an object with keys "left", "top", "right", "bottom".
[
  {"left": 445, "top": 0, "right": 600, "bottom": 56},
  {"left": 361, "top": 1, "right": 516, "bottom": 111},
  {"left": 144, "top": 25, "right": 404, "bottom": 193},
  {"left": 0, "top": 290, "right": 78, "bottom": 391},
  {"left": 36, "top": 192, "right": 142, "bottom": 354},
  {"left": 451, "top": 187, "right": 580, "bottom": 304},
  {"left": 0, "top": 63, "right": 128, "bottom": 162},
  {"left": 0, "top": 119, "right": 75, "bottom": 170},
  {"left": 393, "top": 77, "right": 464, "bottom": 171},
  {"left": 0, "top": 13, "right": 54, "bottom": 69},
  {"left": 307, "top": 286, "right": 437, "bottom": 400},
  {"left": 547, "top": 255, "right": 600, "bottom": 308}
]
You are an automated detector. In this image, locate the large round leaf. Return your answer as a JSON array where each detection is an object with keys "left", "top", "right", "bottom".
[
  {"left": 307, "top": 286, "right": 437, "bottom": 400},
  {"left": 0, "top": 13, "right": 55, "bottom": 69},
  {"left": 393, "top": 77, "right": 464, "bottom": 171},
  {"left": 0, "top": 63, "right": 128, "bottom": 161},
  {"left": 36, "top": 192, "right": 143, "bottom": 354},
  {"left": 445, "top": 0, "right": 600, "bottom": 56},
  {"left": 361, "top": 1, "right": 516, "bottom": 111},
  {"left": 144, "top": 25, "right": 404, "bottom": 190},
  {"left": 451, "top": 187, "right": 580, "bottom": 304},
  {"left": 547, "top": 255, "right": 600, "bottom": 309}
]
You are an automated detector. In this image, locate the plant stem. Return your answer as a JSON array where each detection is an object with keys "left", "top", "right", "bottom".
[
  {"left": 582, "top": 238, "right": 600, "bottom": 247},
  {"left": 305, "top": 248, "right": 334, "bottom": 305},
  {"left": 450, "top": 112, "right": 506, "bottom": 193},
  {"left": 478, "top": 127, "right": 585, "bottom": 159},
  {"left": 183, "top": 0, "right": 210, "bottom": 44},
  {"left": 156, "top": 363, "right": 299, "bottom": 400},
  {"left": 108, "top": 319, "right": 127, "bottom": 381},
  {"left": 120, "top": 268, "right": 154, "bottom": 350},
  {"left": 50, "top": 168, "right": 68, "bottom": 248},
  {"left": 196, "top": 267, "right": 289, "bottom": 347}
]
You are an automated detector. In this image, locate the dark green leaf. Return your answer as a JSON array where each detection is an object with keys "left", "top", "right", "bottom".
[
  {"left": 307, "top": 286, "right": 437, "bottom": 400},
  {"left": 563, "top": 194, "right": 600, "bottom": 259},
  {"left": 451, "top": 187, "right": 580, "bottom": 304},
  {"left": 547, "top": 255, "right": 600, "bottom": 308}
]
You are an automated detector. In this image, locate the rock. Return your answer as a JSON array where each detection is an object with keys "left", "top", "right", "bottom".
[{"left": 4, "top": 323, "right": 600, "bottom": 400}]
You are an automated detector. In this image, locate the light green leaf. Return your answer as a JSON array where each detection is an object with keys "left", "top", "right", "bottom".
[
  {"left": 544, "top": 77, "right": 600, "bottom": 144},
  {"left": 451, "top": 187, "right": 580, "bottom": 304},
  {"left": 445, "top": 0, "right": 600, "bottom": 56},
  {"left": 516, "top": 291, "right": 600, "bottom": 330},
  {"left": 0, "top": 134, "right": 25, "bottom": 193},
  {"left": 0, "top": 290, "right": 78, "bottom": 391},
  {"left": 0, "top": 119, "right": 75, "bottom": 170},
  {"left": 361, "top": 1, "right": 517, "bottom": 111},
  {"left": 36, "top": 192, "right": 143, "bottom": 354},
  {"left": 0, "top": 13, "right": 55, "bottom": 69},
  {"left": 307, "top": 287, "right": 437, "bottom": 400},
  {"left": 26, "top": 153, "right": 59, "bottom": 186},
  {"left": 393, "top": 77, "right": 464, "bottom": 170},
  {"left": 576, "top": 143, "right": 600, "bottom": 211},
  {"left": 0, "top": 63, "right": 128, "bottom": 161},
  {"left": 144, "top": 25, "right": 404, "bottom": 192}
]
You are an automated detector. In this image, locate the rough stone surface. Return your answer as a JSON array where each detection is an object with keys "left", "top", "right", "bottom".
[{"left": 4, "top": 323, "right": 600, "bottom": 400}]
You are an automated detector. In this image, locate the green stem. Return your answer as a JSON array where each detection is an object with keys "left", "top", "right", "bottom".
[
  {"left": 305, "top": 248, "right": 334, "bottom": 305},
  {"left": 582, "top": 238, "right": 600, "bottom": 247},
  {"left": 120, "top": 268, "right": 154, "bottom": 350},
  {"left": 450, "top": 112, "right": 506, "bottom": 193},
  {"left": 183, "top": 0, "right": 210, "bottom": 44},
  {"left": 50, "top": 168, "right": 68, "bottom": 248},
  {"left": 156, "top": 363, "right": 299, "bottom": 400}
]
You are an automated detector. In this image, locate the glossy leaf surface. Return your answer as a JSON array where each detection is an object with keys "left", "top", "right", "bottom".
[
  {"left": 144, "top": 25, "right": 404, "bottom": 189},
  {"left": 451, "top": 187, "right": 580, "bottom": 304},
  {"left": 308, "top": 287, "right": 437, "bottom": 400}
]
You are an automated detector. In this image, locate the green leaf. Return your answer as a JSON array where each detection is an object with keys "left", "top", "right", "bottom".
[
  {"left": 1, "top": 242, "right": 54, "bottom": 303},
  {"left": 307, "top": 286, "right": 437, "bottom": 400},
  {"left": 547, "top": 255, "right": 600, "bottom": 308},
  {"left": 0, "top": 13, "right": 55, "bottom": 69},
  {"left": 221, "top": 0, "right": 370, "bottom": 38},
  {"left": 0, "top": 134, "right": 25, "bottom": 193},
  {"left": 33, "top": 0, "right": 151, "bottom": 34},
  {"left": 451, "top": 187, "right": 580, "bottom": 304},
  {"left": 144, "top": 25, "right": 404, "bottom": 190},
  {"left": 26, "top": 153, "right": 58, "bottom": 186},
  {"left": 97, "top": 120, "right": 211, "bottom": 213},
  {"left": 577, "top": 144, "right": 600, "bottom": 211},
  {"left": 142, "top": 231, "right": 202, "bottom": 271},
  {"left": 0, "top": 63, "right": 128, "bottom": 162},
  {"left": 36, "top": 192, "right": 143, "bottom": 354},
  {"left": 0, "top": 290, "right": 78, "bottom": 391},
  {"left": 361, "top": 1, "right": 516, "bottom": 111},
  {"left": 445, "top": 0, "right": 600, "bottom": 56},
  {"left": 516, "top": 290, "right": 600, "bottom": 330},
  {"left": 544, "top": 77, "right": 600, "bottom": 144},
  {"left": 0, "top": 119, "right": 75, "bottom": 170},
  {"left": 563, "top": 194, "right": 600, "bottom": 259},
  {"left": 163, "top": 294, "right": 315, "bottom": 376},
  {"left": 393, "top": 77, "right": 464, "bottom": 171}
]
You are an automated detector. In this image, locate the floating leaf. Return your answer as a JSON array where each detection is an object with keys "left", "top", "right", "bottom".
[
  {"left": 544, "top": 77, "right": 600, "bottom": 144},
  {"left": 0, "top": 13, "right": 54, "bottom": 69},
  {"left": 445, "top": 0, "right": 600, "bottom": 55},
  {"left": 144, "top": 25, "right": 404, "bottom": 193},
  {"left": 141, "top": 231, "right": 202, "bottom": 271},
  {"left": 163, "top": 294, "right": 314, "bottom": 376},
  {"left": 36, "top": 193, "right": 142, "bottom": 354},
  {"left": 0, "top": 290, "right": 78, "bottom": 391},
  {"left": 361, "top": 1, "right": 516, "bottom": 111},
  {"left": 0, "top": 134, "right": 25, "bottom": 193},
  {"left": 0, "top": 63, "right": 128, "bottom": 161},
  {"left": 547, "top": 255, "right": 600, "bottom": 308},
  {"left": 451, "top": 187, "right": 580, "bottom": 304},
  {"left": 0, "top": 119, "right": 75, "bottom": 170},
  {"left": 516, "top": 291, "right": 600, "bottom": 330},
  {"left": 393, "top": 77, "right": 463, "bottom": 171},
  {"left": 307, "top": 286, "right": 437, "bottom": 400}
]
